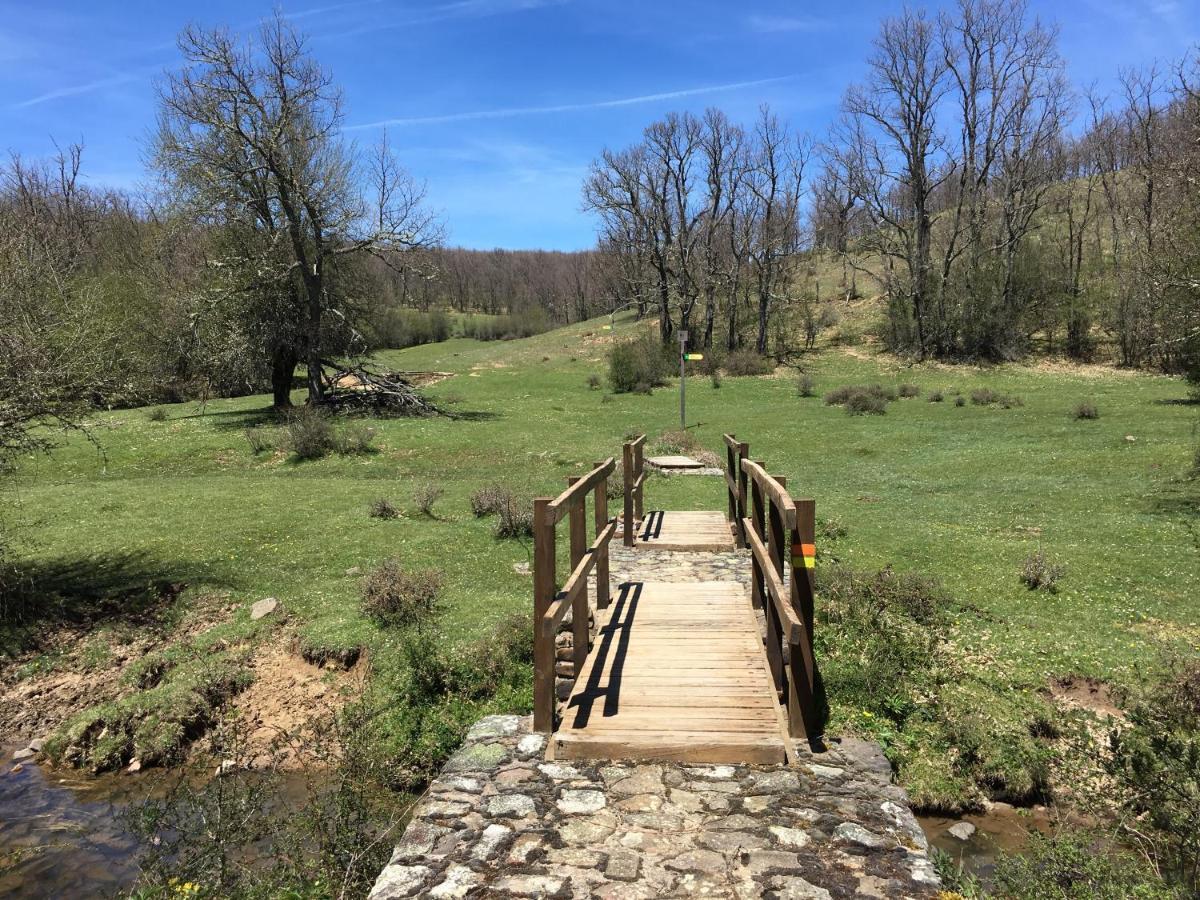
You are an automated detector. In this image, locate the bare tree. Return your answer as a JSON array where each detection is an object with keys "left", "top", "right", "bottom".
[{"left": 154, "top": 14, "right": 441, "bottom": 407}]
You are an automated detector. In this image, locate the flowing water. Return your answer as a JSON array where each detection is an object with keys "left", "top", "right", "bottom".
[{"left": 0, "top": 743, "right": 144, "bottom": 898}]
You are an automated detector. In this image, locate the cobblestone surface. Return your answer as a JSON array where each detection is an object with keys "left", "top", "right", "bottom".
[{"left": 368, "top": 715, "right": 940, "bottom": 899}]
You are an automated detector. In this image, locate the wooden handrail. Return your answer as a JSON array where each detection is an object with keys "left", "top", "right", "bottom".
[
  {"left": 723, "top": 433, "right": 750, "bottom": 547},
  {"left": 741, "top": 459, "right": 796, "bottom": 528},
  {"left": 547, "top": 457, "right": 615, "bottom": 524},
  {"left": 541, "top": 518, "right": 618, "bottom": 637},
  {"left": 743, "top": 519, "right": 805, "bottom": 644},
  {"left": 623, "top": 435, "right": 646, "bottom": 547}
]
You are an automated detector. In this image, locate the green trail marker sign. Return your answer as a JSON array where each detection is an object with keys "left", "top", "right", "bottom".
[{"left": 684, "top": 353, "right": 704, "bottom": 360}]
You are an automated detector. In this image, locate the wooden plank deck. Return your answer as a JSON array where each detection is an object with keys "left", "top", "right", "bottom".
[
  {"left": 551, "top": 581, "right": 788, "bottom": 765},
  {"left": 635, "top": 510, "right": 737, "bottom": 551}
]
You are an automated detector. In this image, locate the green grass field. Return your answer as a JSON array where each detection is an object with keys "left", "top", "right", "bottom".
[{"left": 4, "top": 314, "right": 1198, "bottom": 807}]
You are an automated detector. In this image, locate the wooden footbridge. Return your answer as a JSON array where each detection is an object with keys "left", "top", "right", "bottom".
[{"left": 532, "top": 434, "right": 825, "bottom": 765}]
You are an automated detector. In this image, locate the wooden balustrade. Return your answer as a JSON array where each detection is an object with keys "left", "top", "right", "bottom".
[
  {"left": 532, "top": 457, "right": 618, "bottom": 732},
  {"left": 740, "top": 457, "right": 822, "bottom": 742},
  {"left": 722, "top": 433, "right": 750, "bottom": 547},
  {"left": 622, "top": 434, "right": 646, "bottom": 546}
]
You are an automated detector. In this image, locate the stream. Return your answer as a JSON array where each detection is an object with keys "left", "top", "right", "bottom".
[{"left": 3, "top": 742, "right": 1052, "bottom": 898}]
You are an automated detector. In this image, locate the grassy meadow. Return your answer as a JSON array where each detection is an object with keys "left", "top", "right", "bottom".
[{"left": 3, "top": 313, "right": 1198, "bottom": 808}]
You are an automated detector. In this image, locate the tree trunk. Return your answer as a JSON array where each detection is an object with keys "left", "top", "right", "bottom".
[{"left": 271, "top": 345, "right": 297, "bottom": 409}]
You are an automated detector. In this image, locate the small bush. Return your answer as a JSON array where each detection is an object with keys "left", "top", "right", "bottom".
[
  {"left": 1020, "top": 550, "right": 1065, "bottom": 592},
  {"left": 586, "top": 374, "right": 601, "bottom": 391},
  {"left": 971, "top": 387, "right": 1023, "bottom": 408},
  {"left": 336, "top": 422, "right": 377, "bottom": 455},
  {"left": 710, "top": 370, "right": 722, "bottom": 389},
  {"left": 494, "top": 495, "right": 534, "bottom": 539},
  {"left": 845, "top": 392, "right": 888, "bottom": 415},
  {"left": 797, "top": 373, "right": 816, "bottom": 397},
  {"left": 824, "top": 383, "right": 897, "bottom": 406},
  {"left": 413, "top": 483, "right": 444, "bottom": 518},
  {"left": 244, "top": 426, "right": 273, "bottom": 454},
  {"left": 652, "top": 429, "right": 700, "bottom": 456},
  {"left": 361, "top": 559, "right": 442, "bottom": 627},
  {"left": 723, "top": 349, "right": 775, "bottom": 377},
  {"left": 928, "top": 390, "right": 944, "bottom": 403},
  {"left": 818, "top": 517, "right": 849, "bottom": 541},
  {"left": 470, "top": 484, "right": 510, "bottom": 518},
  {"left": 954, "top": 396, "right": 966, "bottom": 407},
  {"left": 147, "top": 407, "right": 168, "bottom": 422},
  {"left": 607, "top": 332, "right": 671, "bottom": 394},
  {"left": 285, "top": 407, "right": 336, "bottom": 460},
  {"left": 1074, "top": 400, "right": 1100, "bottom": 420},
  {"left": 898, "top": 383, "right": 920, "bottom": 398},
  {"left": 368, "top": 498, "right": 400, "bottom": 520}
]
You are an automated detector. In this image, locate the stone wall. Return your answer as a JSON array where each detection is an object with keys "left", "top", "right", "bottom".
[{"left": 368, "top": 714, "right": 940, "bottom": 898}]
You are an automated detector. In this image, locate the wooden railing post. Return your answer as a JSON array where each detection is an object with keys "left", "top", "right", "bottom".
[
  {"left": 532, "top": 497, "right": 556, "bottom": 732},
  {"left": 593, "top": 463, "right": 611, "bottom": 610},
  {"left": 633, "top": 439, "right": 645, "bottom": 522},
  {"left": 725, "top": 434, "right": 738, "bottom": 524},
  {"left": 736, "top": 442, "right": 750, "bottom": 548},
  {"left": 567, "top": 476, "right": 589, "bottom": 675},
  {"left": 623, "top": 441, "right": 635, "bottom": 547},
  {"left": 787, "top": 497, "right": 821, "bottom": 740}
]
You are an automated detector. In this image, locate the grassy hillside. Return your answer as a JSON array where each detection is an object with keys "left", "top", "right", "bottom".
[{"left": 3, "top": 313, "right": 1197, "bottom": 809}]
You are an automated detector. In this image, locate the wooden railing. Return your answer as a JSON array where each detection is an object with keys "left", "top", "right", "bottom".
[
  {"left": 722, "top": 433, "right": 750, "bottom": 548},
  {"left": 532, "top": 457, "right": 617, "bottom": 732},
  {"left": 740, "top": 457, "right": 823, "bottom": 742},
  {"left": 622, "top": 434, "right": 646, "bottom": 546}
]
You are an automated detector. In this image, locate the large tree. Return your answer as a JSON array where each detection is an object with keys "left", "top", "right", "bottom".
[{"left": 154, "top": 15, "right": 441, "bottom": 408}]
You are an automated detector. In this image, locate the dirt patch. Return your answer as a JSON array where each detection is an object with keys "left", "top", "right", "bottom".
[
  {"left": 1049, "top": 675, "right": 1122, "bottom": 719},
  {"left": 231, "top": 645, "right": 365, "bottom": 769}
]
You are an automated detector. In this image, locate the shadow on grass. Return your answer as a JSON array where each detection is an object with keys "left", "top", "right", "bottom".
[
  {"left": 1152, "top": 397, "right": 1200, "bottom": 406},
  {"left": 177, "top": 406, "right": 283, "bottom": 432},
  {"left": 1, "top": 550, "right": 231, "bottom": 650}
]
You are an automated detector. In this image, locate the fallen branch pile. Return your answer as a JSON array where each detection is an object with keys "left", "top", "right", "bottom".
[{"left": 319, "top": 363, "right": 442, "bottom": 417}]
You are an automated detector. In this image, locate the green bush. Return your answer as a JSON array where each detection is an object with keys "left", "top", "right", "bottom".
[
  {"left": 928, "top": 390, "right": 944, "bottom": 403},
  {"left": 797, "top": 373, "right": 816, "bottom": 397},
  {"left": 898, "top": 383, "right": 920, "bottom": 398},
  {"left": 1074, "top": 400, "right": 1100, "bottom": 420},
  {"left": 723, "top": 349, "right": 775, "bottom": 376},
  {"left": 146, "top": 407, "right": 168, "bottom": 422},
  {"left": 607, "top": 332, "right": 671, "bottom": 394},
  {"left": 586, "top": 374, "right": 601, "bottom": 390},
  {"left": 360, "top": 558, "right": 441, "bottom": 628},
  {"left": 462, "top": 309, "right": 550, "bottom": 341},
  {"left": 992, "top": 830, "right": 1176, "bottom": 899},
  {"left": 1108, "top": 651, "right": 1200, "bottom": 895},
  {"left": 285, "top": 406, "right": 336, "bottom": 460},
  {"left": 845, "top": 391, "right": 888, "bottom": 415},
  {"left": 825, "top": 383, "right": 897, "bottom": 406}
]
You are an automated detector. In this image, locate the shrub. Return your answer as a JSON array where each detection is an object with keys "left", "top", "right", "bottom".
[
  {"left": 585, "top": 374, "right": 601, "bottom": 391},
  {"left": 824, "top": 383, "right": 897, "bottom": 406},
  {"left": 652, "top": 429, "right": 699, "bottom": 456},
  {"left": 1073, "top": 400, "right": 1100, "bottom": 420},
  {"left": 285, "top": 406, "right": 336, "bottom": 460},
  {"left": 970, "top": 387, "right": 998, "bottom": 406},
  {"left": 147, "top": 407, "right": 168, "bottom": 422},
  {"left": 818, "top": 517, "right": 849, "bottom": 541},
  {"left": 954, "top": 396, "right": 966, "bottom": 407},
  {"left": 412, "top": 483, "right": 444, "bottom": 518},
  {"left": 360, "top": 559, "right": 442, "bottom": 627},
  {"left": 470, "top": 484, "right": 509, "bottom": 518},
  {"left": 797, "top": 373, "right": 816, "bottom": 397},
  {"left": 723, "top": 349, "right": 775, "bottom": 377},
  {"left": 710, "top": 370, "right": 722, "bottom": 389},
  {"left": 928, "top": 390, "right": 944, "bottom": 403},
  {"left": 1107, "top": 651, "right": 1200, "bottom": 895},
  {"left": 1020, "top": 550, "right": 1065, "bottom": 592},
  {"left": 607, "top": 332, "right": 671, "bottom": 394},
  {"left": 992, "top": 830, "right": 1175, "bottom": 899},
  {"left": 898, "top": 383, "right": 920, "bottom": 398},
  {"left": 244, "top": 426, "right": 273, "bottom": 454},
  {"left": 845, "top": 392, "right": 888, "bottom": 415},
  {"left": 461, "top": 309, "right": 551, "bottom": 342},
  {"left": 336, "top": 422, "right": 377, "bottom": 455},
  {"left": 368, "top": 498, "right": 400, "bottom": 520},
  {"left": 493, "top": 494, "right": 534, "bottom": 539}
]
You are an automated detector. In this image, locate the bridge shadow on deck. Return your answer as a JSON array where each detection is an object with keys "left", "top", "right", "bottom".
[{"left": 563, "top": 581, "right": 642, "bottom": 729}]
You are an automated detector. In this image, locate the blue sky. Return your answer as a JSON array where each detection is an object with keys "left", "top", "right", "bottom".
[{"left": 1, "top": 0, "right": 1196, "bottom": 250}]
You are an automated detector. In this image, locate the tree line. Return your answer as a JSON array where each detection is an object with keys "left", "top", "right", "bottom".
[{"left": 585, "top": 0, "right": 1199, "bottom": 377}]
